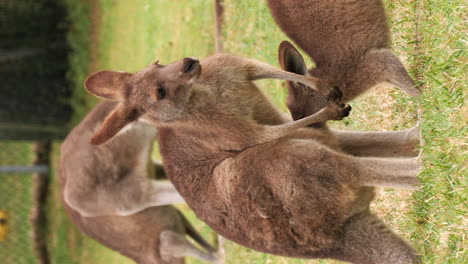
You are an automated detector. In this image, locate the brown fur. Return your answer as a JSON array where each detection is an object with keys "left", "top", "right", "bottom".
[
  {"left": 267, "top": 0, "right": 419, "bottom": 123},
  {"left": 278, "top": 41, "right": 421, "bottom": 158},
  {"left": 84, "top": 54, "right": 421, "bottom": 263},
  {"left": 59, "top": 101, "right": 221, "bottom": 264}
]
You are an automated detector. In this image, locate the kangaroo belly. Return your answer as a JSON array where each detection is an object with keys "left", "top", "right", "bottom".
[
  {"left": 192, "top": 139, "right": 360, "bottom": 257},
  {"left": 158, "top": 129, "right": 363, "bottom": 257},
  {"left": 64, "top": 203, "right": 184, "bottom": 262}
]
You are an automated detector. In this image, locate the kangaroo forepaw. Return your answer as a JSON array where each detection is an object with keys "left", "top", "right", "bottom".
[
  {"left": 315, "top": 79, "right": 343, "bottom": 102},
  {"left": 326, "top": 103, "right": 352, "bottom": 120},
  {"left": 340, "top": 104, "right": 352, "bottom": 118},
  {"left": 324, "top": 85, "right": 343, "bottom": 102}
]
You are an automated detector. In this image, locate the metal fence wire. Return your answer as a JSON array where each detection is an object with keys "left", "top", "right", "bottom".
[
  {"left": 0, "top": 142, "right": 37, "bottom": 264},
  {"left": 1, "top": 0, "right": 70, "bottom": 262}
]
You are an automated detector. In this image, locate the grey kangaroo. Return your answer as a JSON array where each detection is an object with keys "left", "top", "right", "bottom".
[
  {"left": 83, "top": 54, "right": 421, "bottom": 264},
  {"left": 59, "top": 101, "right": 222, "bottom": 264},
  {"left": 267, "top": 0, "right": 419, "bottom": 126}
]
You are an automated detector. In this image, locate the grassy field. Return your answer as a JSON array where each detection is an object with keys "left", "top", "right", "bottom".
[{"left": 44, "top": 0, "right": 467, "bottom": 263}]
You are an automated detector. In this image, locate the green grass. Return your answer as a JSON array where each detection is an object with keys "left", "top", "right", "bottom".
[
  {"left": 46, "top": 0, "right": 466, "bottom": 263},
  {"left": 98, "top": 0, "right": 215, "bottom": 71},
  {"left": 391, "top": 1, "right": 466, "bottom": 262}
]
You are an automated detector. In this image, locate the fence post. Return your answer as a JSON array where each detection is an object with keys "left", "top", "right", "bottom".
[
  {"left": 29, "top": 141, "right": 51, "bottom": 264},
  {"left": 214, "top": 0, "right": 224, "bottom": 53}
]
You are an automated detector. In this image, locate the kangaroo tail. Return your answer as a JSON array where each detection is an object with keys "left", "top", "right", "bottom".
[{"left": 331, "top": 212, "right": 421, "bottom": 264}]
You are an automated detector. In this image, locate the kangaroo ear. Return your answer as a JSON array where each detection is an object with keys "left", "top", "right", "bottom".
[
  {"left": 90, "top": 104, "right": 140, "bottom": 145},
  {"left": 278, "top": 40, "right": 307, "bottom": 75},
  {"left": 85, "top": 71, "right": 132, "bottom": 100}
]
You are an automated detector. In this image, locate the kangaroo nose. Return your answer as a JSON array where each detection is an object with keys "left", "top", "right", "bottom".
[{"left": 182, "top": 57, "right": 199, "bottom": 73}]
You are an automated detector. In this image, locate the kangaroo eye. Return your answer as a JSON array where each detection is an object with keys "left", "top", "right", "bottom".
[{"left": 157, "top": 85, "right": 166, "bottom": 100}]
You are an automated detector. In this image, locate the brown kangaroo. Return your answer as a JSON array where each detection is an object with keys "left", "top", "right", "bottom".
[
  {"left": 84, "top": 54, "right": 421, "bottom": 264},
  {"left": 59, "top": 101, "right": 222, "bottom": 264},
  {"left": 267, "top": 0, "right": 419, "bottom": 125}
]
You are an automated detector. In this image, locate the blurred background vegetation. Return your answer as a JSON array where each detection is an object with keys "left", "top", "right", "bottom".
[
  {"left": 0, "top": 0, "right": 72, "bottom": 140},
  {"left": 0, "top": 0, "right": 466, "bottom": 263}
]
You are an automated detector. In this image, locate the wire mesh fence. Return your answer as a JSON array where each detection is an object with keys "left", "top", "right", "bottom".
[
  {"left": 1, "top": 0, "right": 71, "bottom": 262},
  {"left": 0, "top": 141, "right": 37, "bottom": 264},
  {"left": 0, "top": 0, "right": 72, "bottom": 141}
]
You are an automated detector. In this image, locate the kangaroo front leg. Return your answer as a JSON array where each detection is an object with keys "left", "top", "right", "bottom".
[
  {"left": 242, "top": 58, "right": 342, "bottom": 100},
  {"left": 160, "top": 230, "right": 223, "bottom": 264},
  {"left": 259, "top": 103, "right": 351, "bottom": 144},
  {"left": 332, "top": 125, "right": 421, "bottom": 157}
]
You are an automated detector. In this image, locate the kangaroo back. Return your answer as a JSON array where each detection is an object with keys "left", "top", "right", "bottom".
[{"left": 268, "top": 0, "right": 389, "bottom": 66}]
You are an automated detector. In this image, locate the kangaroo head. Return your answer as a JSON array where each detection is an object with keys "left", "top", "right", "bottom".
[
  {"left": 278, "top": 40, "right": 329, "bottom": 120},
  {"left": 85, "top": 57, "right": 201, "bottom": 145}
]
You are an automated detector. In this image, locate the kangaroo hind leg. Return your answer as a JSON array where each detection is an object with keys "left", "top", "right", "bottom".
[
  {"left": 357, "top": 156, "right": 421, "bottom": 190},
  {"left": 332, "top": 124, "right": 421, "bottom": 158},
  {"left": 363, "top": 48, "right": 420, "bottom": 97},
  {"left": 338, "top": 156, "right": 421, "bottom": 190}
]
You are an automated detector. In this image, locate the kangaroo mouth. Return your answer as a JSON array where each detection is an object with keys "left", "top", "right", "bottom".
[{"left": 182, "top": 58, "right": 200, "bottom": 74}]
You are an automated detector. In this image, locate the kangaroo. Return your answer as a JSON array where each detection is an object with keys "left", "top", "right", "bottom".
[
  {"left": 59, "top": 101, "right": 222, "bottom": 264},
  {"left": 84, "top": 54, "right": 421, "bottom": 264},
  {"left": 267, "top": 0, "right": 419, "bottom": 126}
]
